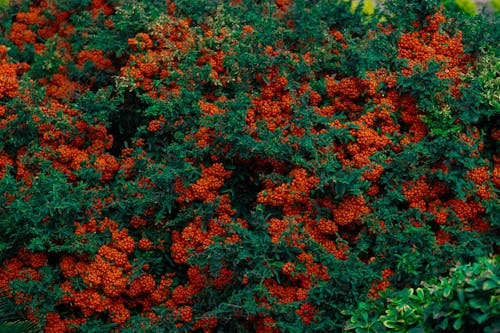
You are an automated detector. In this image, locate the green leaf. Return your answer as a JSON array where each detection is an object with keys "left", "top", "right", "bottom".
[
  {"left": 415, "top": 288, "right": 426, "bottom": 302},
  {"left": 471, "top": 312, "right": 490, "bottom": 324},
  {"left": 457, "top": 289, "right": 466, "bottom": 305},
  {"left": 382, "top": 320, "right": 397, "bottom": 329},
  {"left": 469, "top": 298, "right": 486, "bottom": 310},
  {"left": 482, "top": 280, "right": 498, "bottom": 291},
  {"left": 437, "top": 317, "right": 449, "bottom": 330},
  {"left": 361, "top": 310, "right": 369, "bottom": 322},
  {"left": 443, "top": 287, "right": 452, "bottom": 298},
  {"left": 453, "top": 317, "right": 463, "bottom": 330}
]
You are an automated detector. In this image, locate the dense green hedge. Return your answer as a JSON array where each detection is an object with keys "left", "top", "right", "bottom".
[{"left": 345, "top": 255, "right": 500, "bottom": 332}]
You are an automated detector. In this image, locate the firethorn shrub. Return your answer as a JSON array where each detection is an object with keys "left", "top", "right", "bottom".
[{"left": 0, "top": 0, "right": 498, "bottom": 332}]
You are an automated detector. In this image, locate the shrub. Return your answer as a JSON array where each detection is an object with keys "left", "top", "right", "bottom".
[
  {"left": 345, "top": 255, "right": 500, "bottom": 332},
  {"left": 0, "top": 0, "right": 498, "bottom": 332}
]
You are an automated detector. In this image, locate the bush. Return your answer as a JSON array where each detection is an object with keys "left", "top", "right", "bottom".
[
  {"left": 0, "top": 0, "right": 498, "bottom": 332},
  {"left": 345, "top": 255, "right": 500, "bottom": 332}
]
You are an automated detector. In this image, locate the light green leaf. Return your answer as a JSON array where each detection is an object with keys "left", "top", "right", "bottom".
[{"left": 482, "top": 280, "right": 498, "bottom": 291}]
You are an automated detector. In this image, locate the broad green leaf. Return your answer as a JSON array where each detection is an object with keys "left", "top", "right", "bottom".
[
  {"left": 482, "top": 280, "right": 498, "bottom": 291},
  {"left": 453, "top": 317, "right": 463, "bottom": 330}
]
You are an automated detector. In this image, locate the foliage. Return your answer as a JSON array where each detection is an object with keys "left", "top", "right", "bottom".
[
  {"left": 446, "top": 0, "right": 478, "bottom": 15},
  {"left": 493, "top": 0, "right": 500, "bottom": 11},
  {"left": 461, "top": 46, "right": 500, "bottom": 112},
  {"left": 0, "top": 0, "right": 498, "bottom": 332},
  {"left": 345, "top": 255, "right": 500, "bottom": 332},
  {"left": 0, "top": 289, "right": 42, "bottom": 333},
  {"left": 350, "top": 0, "right": 376, "bottom": 15}
]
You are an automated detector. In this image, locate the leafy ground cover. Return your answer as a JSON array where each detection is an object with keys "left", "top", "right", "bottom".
[{"left": 0, "top": 0, "right": 498, "bottom": 332}]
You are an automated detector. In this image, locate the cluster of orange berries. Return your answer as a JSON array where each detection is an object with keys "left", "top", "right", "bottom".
[
  {"left": 26, "top": 100, "right": 120, "bottom": 183},
  {"left": 166, "top": 269, "right": 221, "bottom": 330},
  {"left": 174, "top": 306, "right": 194, "bottom": 324},
  {"left": 493, "top": 155, "right": 500, "bottom": 190},
  {"left": 331, "top": 195, "right": 370, "bottom": 227},
  {"left": 296, "top": 303, "right": 319, "bottom": 324},
  {"left": 246, "top": 72, "right": 292, "bottom": 133},
  {"left": 5, "top": 1, "right": 110, "bottom": 102},
  {"left": 265, "top": 275, "right": 309, "bottom": 303},
  {"left": 449, "top": 199, "right": 485, "bottom": 224},
  {"left": 138, "top": 237, "right": 153, "bottom": 251},
  {"left": 129, "top": 274, "right": 156, "bottom": 298},
  {"left": 266, "top": 217, "right": 297, "bottom": 245},
  {"left": 257, "top": 166, "right": 370, "bottom": 259},
  {"left": 171, "top": 216, "right": 213, "bottom": 264},
  {"left": 0, "top": 62, "right": 21, "bottom": 99},
  {"left": 0, "top": 45, "right": 28, "bottom": 99},
  {"left": 304, "top": 216, "right": 346, "bottom": 259},
  {"left": 348, "top": 128, "right": 392, "bottom": 168},
  {"left": 257, "top": 168, "right": 319, "bottom": 215},
  {"left": 128, "top": 32, "right": 154, "bottom": 52},
  {"left": 330, "top": 28, "right": 348, "bottom": 52},
  {"left": 95, "top": 153, "right": 121, "bottom": 183},
  {"left": 398, "top": 172, "right": 492, "bottom": 233},
  {"left": 196, "top": 48, "right": 227, "bottom": 83},
  {"left": 325, "top": 77, "right": 366, "bottom": 120},
  {"left": 187, "top": 100, "right": 229, "bottom": 148},
  {"left": 38, "top": 120, "right": 114, "bottom": 183},
  {"left": 398, "top": 13, "right": 468, "bottom": 98},
  {"left": 54, "top": 218, "right": 175, "bottom": 328},
  {"left": 171, "top": 164, "right": 247, "bottom": 289},
  {"left": 199, "top": 100, "right": 226, "bottom": 116},
  {"left": 368, "top": 268, "right": 393, "bottom": 298},
  {"left": 192, "top": 316, "right": 219, "bottom": 332},
  {"left": 76, "top": 49, "right": 114, "bottom": 72},
  {"left": 428, "top": 201, "right": 450, "bottom": 226},
  {"left": 177, "top": 163, "right": 233, "bottom": 203},
  {"left": 261, "top": 249, "right": 330, "bottom": 321},
  {"left": 1, "top": 53, "right": 122, "bottom": 189},
  {"left": 170, "top": 207, "right": 243, "bottom": 266},
  {"left": 327, "top": 77, "right": 366, "bottom": 101},
  {"left": 320, "top": 68, "right": 404, "bottom": 174},
  {"left": 362, "top": 163, "right": 385, "bottom": 183},
  {"left": 0, "top": 248, "right": 46, "bottom": 292},
  {"left": 402, "top": 176, "right": 432, "bottom": 210},
  {"left": 121, "top": 17, "right": 195, "bottom": 97},
  {"left": 0, "top": 151, "right": 13, "bottom": 180},
  {"left": 317, "top": 224, "right": 349, "bottom": 258},
  {"left": 41, "top": 71, "right": 88, "bottom": 102},
  {"left": 467, "top": 166, "right": 490, "bottom": 185},
  {"left": 190, "top": 126, "right": 214, "bottom": 148},
  {"left": 43, "top": 312, "right": 85, "bottom": 333},
  {"left": 466, "top": 165, "right": 497, "bottom": 201},
  {"left": 297, "top": 252, "right": 330, "bottom": 285},
  {"left": 8, "top": 21, "right": 37, "bottom": 52},
  {"left": 251, "top": 315, "right": 279, "bottom": 333}
]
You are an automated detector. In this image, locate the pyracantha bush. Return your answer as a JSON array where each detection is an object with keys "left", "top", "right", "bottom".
[{"left": 0, "top": 0, "right": 498, "bottom": 332}]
